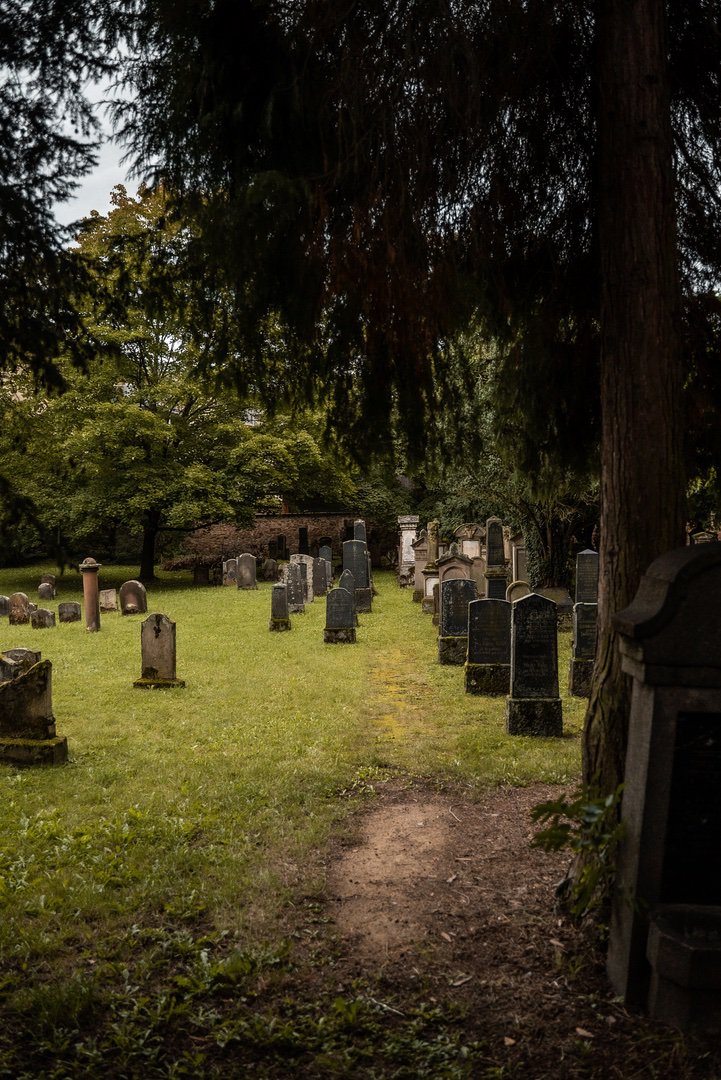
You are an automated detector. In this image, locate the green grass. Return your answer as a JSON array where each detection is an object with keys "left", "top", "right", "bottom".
[{"left": 0, "top": 565, "right": 584, "bottom": 1077}]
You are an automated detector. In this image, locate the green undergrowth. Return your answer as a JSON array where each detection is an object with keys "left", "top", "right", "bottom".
[{"left": 0, "top": 564, "right": 584, "bottom": 1076}]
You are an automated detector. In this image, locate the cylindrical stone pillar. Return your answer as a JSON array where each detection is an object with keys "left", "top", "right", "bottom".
[{"left": 79, "top": 557, "right": 102, "bottom": 632}]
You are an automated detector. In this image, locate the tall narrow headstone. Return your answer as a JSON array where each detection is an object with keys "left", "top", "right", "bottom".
[
  {"left": 421, "top": 520, "right": 440, "bottom": 612},
  {"left": 397, "top": 515, "right": 419, "bottom": 586},
  {"left": 324, "top": 588, "right": 357, "bottom": 644},
  {"left": 465, "top": 598, "right": 512, "bottom": 695},
  {"left": 343, "top": 540, "right": 371, "bottom": 613},
  {"left": 338, "top": 569, "right": 358, "bottom": 626},
  {"left": 269, "top": 583, "right": 291, "bottom": 631},
  {"left": 133, "top": 613, "right": 185, "bottom": 688},
  {"left": 286, "top": 562, "right": 305, "bottom": 614},
  {"left": 575, "top": 548, "right": 599, "bottom": 604},
  {"left": 237, "top": 553, "right": 257, "bottom": 590},
  {"left": 353, "top": 519, "right": 367, "bottom": 543},
  {"left": 412, "top": 530, "right": 429, "bottom": 602},
  {"left": 312, "top": 557, "right": 328, "bottom": 597},
  {"left": 0, "top": 596, "right": 8, "bottom": 617},
  {"left": 291, "top": 553, "right": 315, "bottom": 602},
  {"left": 568, "top": 602, "right": 597, "bottom": 696},
  {"left": 506, "top": 593, "right": 562, "bottom": 736},
  {"left": 8, "top": 592, "right": 30, "bottom": 626},
  {"left": 119, "top": 579, "right": 148, "bottom": 616},
  {"left": 485, "top": 517, "right": 508, "bottom": 599},
  {"left": 79, "top": 557, "right": 101, "bottom": 632},
  {"left": 0, "top": 651, "right": 67, "bottom": 764},
  {"left": 438, "top": 578, "right": 478, "bottom": 664}
]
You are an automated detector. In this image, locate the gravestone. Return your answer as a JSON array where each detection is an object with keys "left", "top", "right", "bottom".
[
  {"left": 412, "top": 530, "right": 429, "bottom": 602},
  {"left": 397, "top": 515, "right": 419, "bottom": 586},
  {"left": 291, "top": 553, "right": 315, "bottom": 602},
  {"left": 432, "top": 581, "right": 440, "bottom": 627},
  {"left": 607, "top": 544, "right": 721, "bottom": 1029},
  {"left": 506, "top": 580, "right": 531, "bottom": 603},
  {"left": 324, "top": 588, "right": 357, "bottom": 644},
  {"left": 261, "top": 558, "right": 279, "bottom": 582},
  {"left": 79, "top": 557, "right": 101, "bottom": 632},
  {"left": 470, "top": 556, "right": 487, "bottom": 596},
  {"left": 343, "top": 540, "right": 372, "bottom": 613},
  {"left": 506, "top": 593, "right": 562, "bottom": 736},
  {"left": 8, "top": 592, "right": 30, "bottom": 626},
  {"left": 568, "top": 602, "right": 597, "bottom": 697},
  {"left": 0, "top": 596, "right": 8, "bottom": 616},
  {"left": 454, "top": 522, "right": 483, "bottom": 559},
  {"left": 438, "top": 544, "right": 472, "bottom": 587},
  {"left": 319, "top": 543, "right": 333, "bottom": 568},
  {"left": 38, "top": 582, "right": 55, "bottom": 602},
  {"left": 438, "top": 578, "right": 478, "bottom": 664},
  {"left": 133, "top": 613, "right": 185, "bottom": 688},
  {"left": 421, "top": 520, "right": 440, "bottom": 611},
  {"left": 58, "top": 601, "right": 82, "bottom": 623},
  {"left": 31, "top": 608, "right": 55, "bottom": 629},
  {"left": 353, "top": 519, "right": 367, "bottom": 543},
  {"left": 312, "top": 557, "right": 328, "bottom": 597},
  {"left": 222, "top": 558, "right": 238, "bottom": 587},
  {"left": 40, "top": 573, "right": 56, "bottom": 589},
  {"left": 237, "top": 553, "right": 257, "bottom": 590},
  {"left": 119, "top": 580, "right": 148, "bottom": 616},
  {"left": 512, "top": 543, "right": 528, "bottom": 584},
  {"left": 0, "top": 650, "right": 67, "bottom": 764},
  {"left": 269, "top": 583, "right": 291, "bottom": 631},
  {"left": 485, "top": 517, "right": 508, "bottom": 600},
  {"left": 338, "top": 569, "right": 358, "bottom": 626},
  {"left": 285, "top": 562, "right": 305, "bottom": 614},
  {"left": 99, "top": 588, "right": 118, "bottom": 612},
  {"left": 575, "top": 548, "right": 599, "bottom": 603},
  {"left": 28, "top": 602, "right": 37, "bottom": 614},
  {"left": 465, "top": 598, "right": 512, "bottom": 695}
]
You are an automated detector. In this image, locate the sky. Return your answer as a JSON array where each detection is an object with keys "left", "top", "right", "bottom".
[{"left": 54, "top": 136, "right": 135, "bottom": 227}]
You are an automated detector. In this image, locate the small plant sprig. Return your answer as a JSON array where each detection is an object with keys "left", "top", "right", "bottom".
[{"left": 530, "top": 784, "right": 625, "bottom": 920}]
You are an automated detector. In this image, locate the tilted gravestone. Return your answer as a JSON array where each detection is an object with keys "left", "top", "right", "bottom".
[
  {"left": 31, "top": 608, "right": 55, "bottom": 629},
  {"left": 607, "top": 544, "right": 721, "bottom": 1030},
  {"left": 59, "top": 601, "right": 82, "bottom": 623},
  {"left": 568, "top": 602, "right": 597, "bottom": 697},
  {"left": 237, "top": 553, "right": 257, "bottom": 590},
  {"left": 506, "top": 593, "right": 562, "bottom": 736},
  {"left": 8, "top": 592, "right": 30, "bottom": 626},
  {"left": 438, "top": 578, "right": 478, "bottom": 664},
  {"left": 119, "top": 580, "right": 148, "bottom": 616},
  {"left": 133, "top": 613, "right": 185, "bottom": 688},
  {"left": 222, "top": 558, "right": 238, "bottom": 587},
  {"left": 312, "top": 557, "right": 328, "bottom": 598},
  {"left": 465, "top": 598, "right": 512, "bottom": 695},
  {"left": 324, "top": 588, "right": 357, "bottom": 644},
  {"left": 269, "top": 583, "right": 291, "bottom": 632},
  {"left": 285, "top": 562, "right": 305, "bottom": 614},
  {"left": 0, "top": 650, "right": 67, "bottom": 764},
  {"left": 99, "top": 588, "right": 118, "bottom": 612},
  {"left": 38, "top": 582, "right": 55, "bottom": 602},
  {"left": 343, "top": 540, "right": 372, "bottom": 613}
]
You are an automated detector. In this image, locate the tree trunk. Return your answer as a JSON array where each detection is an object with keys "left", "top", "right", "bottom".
[
  {"left": 139, "top": 510, "right": 160, "bottom": 583},
  {"left": 582, "top": 0, "right": 687, "bottom": 793}
]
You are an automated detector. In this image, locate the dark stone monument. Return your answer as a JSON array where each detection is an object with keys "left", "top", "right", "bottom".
[
  {"left": 312, "top": 557, "right": 328, "bottom": 598},
  {"left": 0, "top": 596, "right": 8, "bottom": 617},
  {"left": 506, "top": 593, "right": 562, "bottom": 736},
  {"left": 338, "top": 569, "right": 358, "bottom": 626},
  {"left": 261, "top": 558, "right": 279, "bottom": 582},
  {"left": 222, "top": 558, "right": 238, "bottom": 587},
  {"left": 269, "top": 583, "right": 291, "bottom": 631},
  {"left": 0, "top": 650, "right": 67, "bottom": 764},
  {"left": 38, "top": 582, "right": 54, "bottom": 602},
  {"left": 343, "top": 540, "right": 372, "bottom": 613},
  {"left": 485, "top": 516, "right": 508, "bottom": 600},
  {"left": 319, "top": 543, "right": 333, "bottom": 568},
  {"left": 58, "top": 601, "right": 82, "bottom": 623},
  {"left": 133, "top": 613, "right": 185, "bottom": 688},
  {"left": 8, "top": 592, "right": 30, "bottom": 626},
  {"left": 324, "top": 588, "right": 357, "bottom": 644},
  {"left": 298, "top": 526, "right": 309, "bottom": 555},
  {"left": 438, "top": 579, "right": 477, "bottom": 664},
  {"left": 31, "top": 608, "right": 55, "bottom": 629},
  {"left": 353, "top": 519, "right": 367, "bottom": 543},
  {"left": 119, "top": 579, "right": 148, "bottom": 616},
  {"left": 465, "top": 598, "right": 512, "bottom": 695},
  {"left": 607, "top": 544, "right": 721, "bottom": 1031},
  {"left": 237, "top": 552, "right": 257, "bottom": 590},
  {"left": 575, "top": 548, "right": 599, "bottom": 603},
  {"left": 568, "top": 602, "right": 597, "bottom": 697},
  {"left": 286, "top": 563, "right": 305, "bottom": 614}
]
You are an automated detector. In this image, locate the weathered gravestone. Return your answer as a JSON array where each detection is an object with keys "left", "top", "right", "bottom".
[
  {"left": 31, "top": 609, "right": 55, "bottom": 629},
  {"left": 79, "top": 557, "right": 101, "bottom": 631},
  {"left": 432, "top": 582, "right": 440, "bottom": 627},
  {"left": 421, "top": 520, "right": 440, "bottom": 612},
  {"left": 438, "top": 544, "right": 472, "bottom": 588},
  {"left": 568, "top": 602, "right": 597, "bottom": 697},
  {"left": 312, "top": 557, "right": 328, "bottom": 598},
  {"left": 607, "top": 544, "right": 721, "bottom": 1030},
  {"left": 291, "top": 553, "right": 315, "bottom": 602},
  {"left": 269, "top": 583, "right": 291, "bottom": 631},
  {"left": 0, "top": 596, "right": 8, "bottom": 617},
  {"left": 512, "top": 543, "right": 528, "bottom": 584},
  {"left": 119, "top": 579, "right": 148, "bottom": 616},
  {"left": 237, "top": 553, "right": 257, "bottom": 590},
  {"left": 575, "top": 548, "right": 599, "bottom": 603},
  {"left": 324, "top": 588, "right": 357, "bottom": 644},
  {"left": 397, "top": 515, "right": 419, "bottom": 586},
  {"left": 58, "top": 602, "right": 82, "bottom": 623},
  {"left": 319, "top": 543, "right": 333, "bottom": 568},
  {"left": 412, "top": 530, "right": 428, "bottom": 603},
  {"left": 438, "top": 578, "right": 478, "bottom": 664},
  {"left": 0, "top": 650, "right": 67, "bottom": 764},
  {"left": 465, "top": 598, "right": 511, "bottom": 695},
  {"left": 40, "top": 573, "right": 56, "bottom": 589},
  {"left": 506, "top": 593, "right": 562, "bottom": 736},
  {"left": 99, "top": 588, "right": 118, "bottom": 612},
  {"left": 485, "top": 517, "right": 508, "bottom": 600},
  {"left": 133, "top": 613, "right": 185, "bottom": 688},
  {"left": 506, "top": 580, "right": 531, "bottom": 603},
  {"left": 537, "top": 586, "right": 574, "bottom": 629},
  {"left": 8, "top": 592, "right": 30, "bottom": 626},
  {"left": 338, "top": 569, "right": 358, "bottom": 626},
  {"left": 343, "top": 540, "right": 372, "bottom": 613},
  {"left": 261, "top": 558, "right": 279, "bottom": 582},
  {"left": 38, "top": 582, "right": 55, "bottom": 602},
  {"left": 353, "top": 519, "right": 367, "bottom": 543},
  {"left": 285, "top": 562, "right": 305, "bottom": 614},
  {"left": 222, "top": 558, "right": 238, "bottom": 587}
]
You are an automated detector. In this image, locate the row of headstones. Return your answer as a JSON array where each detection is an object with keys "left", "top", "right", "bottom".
[
  {"left": 0, "top": 580, "right": 149, "bottom": 628},
  {"left": 425, "top": 548, "right": 599, "bottom": 737}
]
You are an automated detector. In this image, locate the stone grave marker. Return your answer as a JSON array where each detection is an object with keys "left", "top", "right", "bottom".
[
  {"left": 237, "top": 553, "right": 257, "bottom": 590},
  {"left": 506, "top": 593, "right": 562, "bottom": 736},
  {"left": 432, "top": 581, "right": 440, "bottom": 627},
  {"left": 291, "top": 553, "right": 315, "bottom": 602},
  {"left": 338, "top": 569, "right": 358, "bottom": 625},
  {"left": 8, "top": 592, "right": 30, "bottom": 626},
  {"left": 133, "top": 613, "right": 185, "bottom": 688},
  {"left": 343, "top": 540, "right": 371, "bottom": 613},
  {"left": 397, "top": 515, "right": 419, "bottom": 586},
  {"left": 269, "top": 583, "right": 291, "bottom": 631},
  {"left": 465, "top": 598, "right": 512, "bottom": 695},
  {"left": 506, "top": 580, "right": 531, "bottom": 603},
  {"left": 353, "top": 519, "right": 367, "bottom": 543},
  {"left": 312, "top": 557, "right": 328, "bottom": 597},
  {"left": 119, "top": 579, "right": 148, "bottom": 616},
  {"left": 485, "top": 517, "right": 508, "bottom": 599},
  {"left": 0, "top": 596, "right": 8, "bottom": 617},
  {"left": 79, "top": 557, "right": 101, "bottom": 631},
  {"left": 575, "top": 548, "right": 599, "bottom": 604},
  {"left": 438, "top": 544, "right": 472, "bottom": 587},
  {"left": 568, "top": 602, "right": 597, "bottom": 697},
  {"left": 0, "top": 650, "right": 67, "bottom": 764},
  {"left": 438, "top": 578, "right": 477, "bottom": 664},
  {"left": 285, "top": 562, "right": 305, "bottom": 614},
  {"left": 40, "top": 573, "right": 56, "bottom": 588},
  {"left": 324, "top": 588, "right": 357, "bottom": 644},
  {"left": 38, "top": 582, "right": 55, "bottom": 602},
  {"left": 222, "top": 558, "right": 238, "bottom": 587},
  {"left": 59, "top": 601, "right": 82, "bottom": 623},
  {"left": 99, "top": 588, "right": 118, "bottom": 612},
  {"left": 261, "top": 558, "right": 279, "bottom": 582},
  {"left": 31, "top": 609, "right": 55, "bottom": 629},
  {"left": 412, "top": 530, "right": 428, "bottom": 602},
  {"left": 319, "top": 543, "right": 333, "bottom": 567},
  {"left": 607, "top": 544, "right": 721, "bottom": 1028},
  {"left": 512, "top": 543, "right": 528, "bottom": 584}
]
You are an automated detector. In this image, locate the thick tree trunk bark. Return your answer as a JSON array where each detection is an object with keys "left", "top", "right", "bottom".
[
  {"left": 139, "top": 510, "right": 160, "bottom": 583},
  {"left": 582, "top": 0, "right": 686, "bottom": 792}
]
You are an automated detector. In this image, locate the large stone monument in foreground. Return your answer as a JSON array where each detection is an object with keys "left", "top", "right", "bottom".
[{"left": 0, "top": 649, "right": 67, "bottom": 764}]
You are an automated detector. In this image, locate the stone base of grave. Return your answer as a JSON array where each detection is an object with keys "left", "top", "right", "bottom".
[
  {"left": 269, "top": 618, "right": 292, "bottom": 632},
  {"left": 465, "top": 662, "right": 511, "bottom": 695},
  {"left": 323, "top": 628, "right": 357, "bottom": 644},
  {"left": 0, "top": 735, "right": 68, "bottom": 765},
  {"left": 438, "top": 636, "right": 468, "bottom": 665},
  {"left": 569, "top": 657, "right": 593, "bottom": 697},
  {"left": 133, "top": 677, "right": 186, "bottom": 689},
  {"left": 647, "top": 905, "right": 721, "bottom": 1033},
  {"left": 355, "top": 588, "right": 372, "bottom": 614},
  {"left": 506, "top": 698, "right": 563, "bottom": 737},
  {"left": 413, "top": 589, "right": 423, "bottom": 603}
]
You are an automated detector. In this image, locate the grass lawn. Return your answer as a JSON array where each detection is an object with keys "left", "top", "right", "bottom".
[{"left": 0, "top": 566, "right": 585, "bottom": 1077}]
